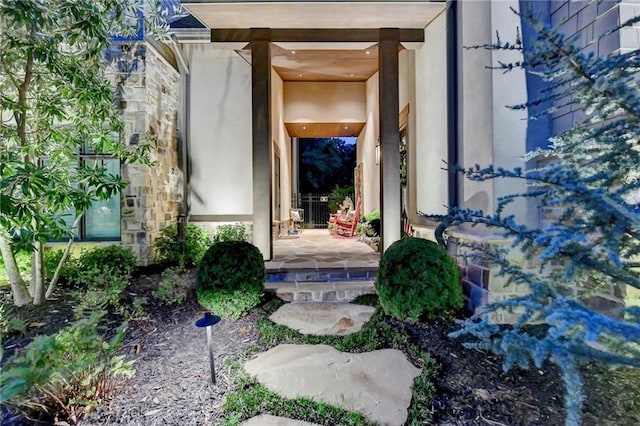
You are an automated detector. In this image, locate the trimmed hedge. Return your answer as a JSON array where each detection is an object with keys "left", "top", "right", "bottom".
[{"left": 375, "top": 237, "right": 462, "bottom": 323}]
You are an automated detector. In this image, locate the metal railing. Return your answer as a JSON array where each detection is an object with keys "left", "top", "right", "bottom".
[{"left": 292, "top": 193, "right": 354, "bottom": 229}]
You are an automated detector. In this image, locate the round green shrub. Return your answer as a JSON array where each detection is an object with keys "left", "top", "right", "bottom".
[
  {"left": 196, "top": 241, "right": 265, "bottom": 318},
  {"left": 154, "top": 223, "right": 211, "bottom": 267},
  {"left": 375, "top": 237, "right": 462, "bottom": 323}
]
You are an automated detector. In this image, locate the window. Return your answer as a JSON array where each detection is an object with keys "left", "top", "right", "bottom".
[
  {"left": 84, "top": 159, "right": 121, "bottom": 239},
  {"left": 57, "top": 141, "right": 122, "bottom": 241}
]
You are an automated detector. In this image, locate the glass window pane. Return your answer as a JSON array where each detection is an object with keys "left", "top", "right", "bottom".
[
  {"left": 85, "top": 196, "right": 121, "bottom": 239},
  {"left": 85, "top": 160, "right": 121, "bottom": 239}
]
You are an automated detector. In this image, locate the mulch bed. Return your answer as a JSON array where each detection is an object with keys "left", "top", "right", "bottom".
[{"left": 1, "top": 268, "right": 635, "bottom": 425}]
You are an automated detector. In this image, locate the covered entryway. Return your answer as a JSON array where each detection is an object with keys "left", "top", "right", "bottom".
[{"left": 180, "top": 1, "right": 448, "bottom": 260}]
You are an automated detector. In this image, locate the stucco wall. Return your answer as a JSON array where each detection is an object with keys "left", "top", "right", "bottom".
[
  {"left": 415, "top": 10, "right": 448, "bottom": 218},
  {"left": 357, "top": 73, "right": 380, "bottom": 216},
  {"left": 398, "top": 50, "right": 413, "bottom": 113},
  {"left": 272, "top": 70, "right": 292, "bottom": 233},
  {"left": 283, "top": 82, "right": 366, "bottom": 123},
  {"left": 185, "top": 44, "right": 252, "bottom": 216},
  {"left": 458, "top": 0, "right": 495, "bottom": 216},
  {"left": 119, "top": 44, "right": 181, "bottom": 265},
  {"left": 457, "top": 0, "right": 528, "bottom": 222},
  {"left": 490, "top": 1, "right": 529, "bottom": 223},
  {"left": 399, "top": 48, "right": 418, "bottom": 222}
]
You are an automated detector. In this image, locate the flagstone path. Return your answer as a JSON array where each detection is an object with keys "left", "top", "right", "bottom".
[
  {"left": 242, "top": 302, "right": 421, "bottom": 426},
  {"left": 268, "top": 302, "right": 375, "bottom": 335}
]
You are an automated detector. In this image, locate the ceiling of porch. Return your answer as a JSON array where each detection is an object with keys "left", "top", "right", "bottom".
[
  {"left": 181, "top": 1, "right": 446, "bottom": 138},
  {"left": 237, "top": 44, "right": 380, "bottom": 82}
]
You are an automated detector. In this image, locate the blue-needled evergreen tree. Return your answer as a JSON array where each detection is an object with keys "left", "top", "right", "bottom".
[{"left": 425, "top": 6, "right": 640, "bottom": 426}]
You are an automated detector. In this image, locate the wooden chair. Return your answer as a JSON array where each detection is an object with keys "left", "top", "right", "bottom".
[{"left": 333, "top": 197, "right": 361, "bottom": 237}]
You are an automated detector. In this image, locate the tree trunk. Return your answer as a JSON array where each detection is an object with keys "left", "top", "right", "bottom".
[
  {"left": 31, "top": 242, "right": 45, "bottom": 305},
  {"left": 29, "top": 253, "right": 36, "bottom": 296},
  {"left": 0, "top": 233, "right": 32, "bottom": 306},
  {"left": 45, "top": 214, "right": 82, "bottom": 299}
]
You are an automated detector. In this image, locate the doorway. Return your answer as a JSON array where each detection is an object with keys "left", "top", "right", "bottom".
[{"left": 294, "top": 137, "right": 357, "bottom": 229}]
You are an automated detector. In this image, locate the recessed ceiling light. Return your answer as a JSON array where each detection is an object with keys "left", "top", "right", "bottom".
[
  {"left": 291, "top": 50, "right": 296, "bottom": 54},
  {"left": 344, "top": 126, "right": 348, "bottom": 129},
  {"left": 365, "top": 50, "right": 370, "bottom": 55},
  {"left": 298, "top": 74, "right": 303, "bottom": 77},
  {"left": 302, "top": 125, "right": 307, "bottom": 130},
  {"left": 350, "top": 73, "right": 354, "bottom": 77}
]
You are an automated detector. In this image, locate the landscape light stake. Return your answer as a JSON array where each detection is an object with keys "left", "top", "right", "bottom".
[{"left": 195, "top": 312, "right": 221, "bottom": 384}]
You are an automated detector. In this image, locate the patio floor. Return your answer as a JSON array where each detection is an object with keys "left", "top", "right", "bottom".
[{"left": 265, "top": 229, "right": 379, "bottom": 272}]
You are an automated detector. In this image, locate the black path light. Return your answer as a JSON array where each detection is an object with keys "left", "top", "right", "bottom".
[{"left": 195, "top": 312, "right": 221, "bottom": 384}]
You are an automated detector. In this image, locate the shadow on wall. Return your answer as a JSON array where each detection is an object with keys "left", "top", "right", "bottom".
[{"left": 464, "top": 191, "right": 490, "bottom": 213}]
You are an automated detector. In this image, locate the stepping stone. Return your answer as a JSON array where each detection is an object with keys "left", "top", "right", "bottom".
[
  {"left": 241, "top": 414, "right": 320, "bottom": 426},
  {"left": 269, "top": 302, "right": 375, "bottom": 335},
  {"left": 244, "top": 344, "right": 421, "bottom": 426}
]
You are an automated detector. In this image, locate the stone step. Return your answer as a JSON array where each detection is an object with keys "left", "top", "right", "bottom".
[
  {"left": 265, "top": 267, "right": 377, "bottom": 284},
  {"left": 264, "top": 281, "right": 376, "bottom": 303}
]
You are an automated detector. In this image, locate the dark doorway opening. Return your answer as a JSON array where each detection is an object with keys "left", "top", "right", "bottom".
[{"left": 294, "top": 137, "right": 357, "bottom": 228}]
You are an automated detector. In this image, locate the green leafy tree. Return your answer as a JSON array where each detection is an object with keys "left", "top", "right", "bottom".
[
  {"left": 0, "top": 0, "right": 179, "bottom": 305},
  {"left": 299, "top": 138, "right": 356, "bottom": 193},
  {"left": 427, "top": 7, "right": 640, "bottom": 425}
]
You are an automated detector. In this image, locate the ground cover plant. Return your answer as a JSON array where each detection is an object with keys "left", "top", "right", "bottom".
[
  {"left": 0, "top": 312, "right": 132, "bottom": 424},
  {"left": 426, "top": 6, "right": 640, "bottom": 425},
  {"left": 153, "top": 266, "right": 192, "bottom": 305}
]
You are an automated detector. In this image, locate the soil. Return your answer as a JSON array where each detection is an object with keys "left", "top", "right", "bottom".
[{"left": 1, "top": 268, "right": 637, "bottom": 426}]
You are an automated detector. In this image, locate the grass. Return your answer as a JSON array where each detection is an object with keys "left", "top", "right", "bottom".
[{"left": 222, "top": 294, "right": 439, "bottom": 425}]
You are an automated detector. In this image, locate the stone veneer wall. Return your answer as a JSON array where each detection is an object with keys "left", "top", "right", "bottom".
[
  {"left": 443, "top": 231, "right": 533, "bottom": 324},
  {"left": 412, "top": 226, "right": 528, "bottom": 323},
  {"left": 413, "top": 223, "right": 626, "bottom": 324},
  {"left": 550, "top": 0, "right": 639, "bottom": 311},
  {"left": 549, "top": 0, "right": 640, "bottom": 134},
  {"left": 115, "top": 44, "right": 181, "bottom": 265}
]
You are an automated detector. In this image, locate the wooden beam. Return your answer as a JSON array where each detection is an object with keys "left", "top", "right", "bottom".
[
  {"left": 251, "top": 28, "right": 273, "bottom": 260},
  {"left": 211, "top": 28, "right": 424, "bottom": 43},
  {"left": 379, "top": 28, "right": 402, "bottom": 252}
]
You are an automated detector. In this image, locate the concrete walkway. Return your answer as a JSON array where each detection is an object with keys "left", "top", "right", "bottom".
[{"left": 242, "top": 302, "right": 420, "bottom": 426}]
